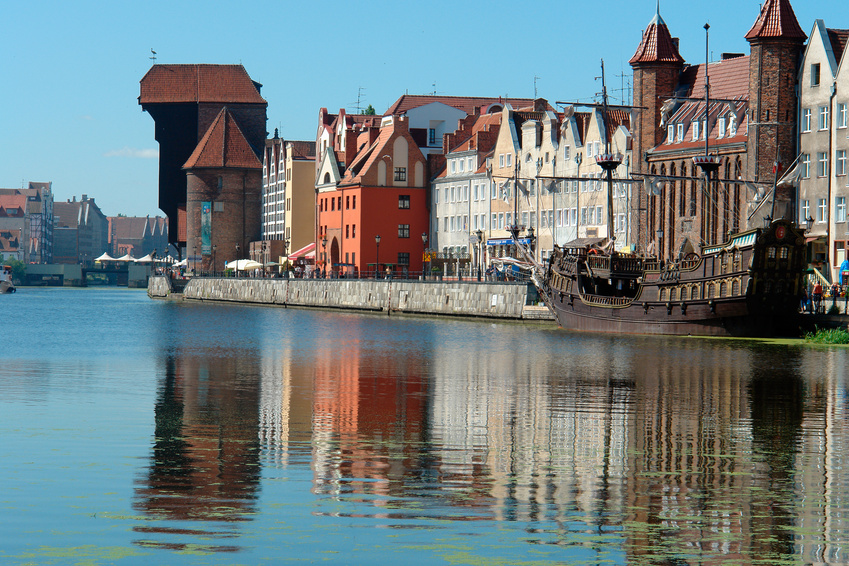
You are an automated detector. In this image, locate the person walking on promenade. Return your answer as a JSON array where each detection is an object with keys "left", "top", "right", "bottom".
[{"left": 813, "top": 282, "right": 823, "bottom": 314}]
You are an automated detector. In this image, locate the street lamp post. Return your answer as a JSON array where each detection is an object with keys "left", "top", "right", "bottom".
[
  {"left": 235, "top": 243, "right": 240, "bottom": 277},
  {"left": 321, "top": 235, "right": 328, "bottom": 278},
  {"left": 212, "top": 245, "right": 217, "bottom": 276},
  {"left": 375, "top": 234, "right": 381, "bottom": 279},
  {"left": 421, "top": 233, "right": 428, "bottom": 280},
  {"left": 475, "top": 229, "right": 484, "bottom": 281}
]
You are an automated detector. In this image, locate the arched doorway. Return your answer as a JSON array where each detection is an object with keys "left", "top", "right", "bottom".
[{"left": 330, "top": 237, "right": 340, "bottom": 276}]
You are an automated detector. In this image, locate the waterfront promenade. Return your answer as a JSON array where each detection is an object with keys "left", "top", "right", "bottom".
[{"left": 148, "top": 275, "right": 554, "bottom": 321}]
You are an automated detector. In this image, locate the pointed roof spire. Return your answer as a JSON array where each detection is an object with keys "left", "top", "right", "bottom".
[
  {"left": 630, "top": 5, "right": 684, "bottom": 65},
  {"left": 183, "top": 108, "right": 262, "bottom": 170},
  {"left": 745, "top": 0, "right": 806, "bottom": 41}
]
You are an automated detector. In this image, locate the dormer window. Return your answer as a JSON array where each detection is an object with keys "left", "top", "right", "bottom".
[
  {"left": 692, "top": 121, "right": 699, "bottom": 141},
  {"left": 701, "top": 120, "right": 707, "bottom": 140},
  {"left": 676, "top": 123, "right": 684, "bottom": 142},
  {"left": 718, "top": 117, "right": 726, "bottom": 138},
  {"left": 667, "top": 125, "right": 674, "bottom": 144}
]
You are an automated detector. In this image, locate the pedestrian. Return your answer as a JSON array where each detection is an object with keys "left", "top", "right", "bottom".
[
  {"left": 813, "top": 281, "right": 823, "bottom": 314},
  {"left": 800, "top": 287, "right": 808, "bottom": 312}
]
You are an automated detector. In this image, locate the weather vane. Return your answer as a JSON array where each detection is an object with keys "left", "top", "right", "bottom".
[{"left": 150, "top": 48, "right": 157, "bottom": 64}]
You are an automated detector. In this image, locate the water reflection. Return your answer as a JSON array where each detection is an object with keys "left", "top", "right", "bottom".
[
  {"left": 131, "top": 301, "right": 849, "bottom": 563},
  {"left": 133, "top": 350, "right": 261, "bottom": 552}
]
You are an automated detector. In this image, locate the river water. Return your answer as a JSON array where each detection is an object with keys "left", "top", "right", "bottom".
[{"left": 2, "top": 287, "right": 849, "bottom": 565}]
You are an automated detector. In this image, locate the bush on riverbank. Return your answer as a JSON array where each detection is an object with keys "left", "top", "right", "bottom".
[{"left": 805, "top": 326, "right": 849, "bottom": 344}]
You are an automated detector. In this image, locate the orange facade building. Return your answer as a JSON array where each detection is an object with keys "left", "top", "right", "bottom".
[{"left": 315, "top": 114, "right": 428, "bottom": 276}]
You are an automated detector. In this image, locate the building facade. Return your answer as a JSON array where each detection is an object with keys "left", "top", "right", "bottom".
[
  {"left": 797, "top": 20, "right": 849, "bottom": 280},
  {"left": 53, "top": 195, "right": 108, "bottom": 265}
]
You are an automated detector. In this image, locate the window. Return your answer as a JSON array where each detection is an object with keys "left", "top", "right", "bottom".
[
  {"left": 819, "top": 106, "right": 830, "bottom": 130},
  {"left": 345, "top": 224, "right": 350, "bottom": 238},
  {"left": 564, "top": 145, "right": 571, "bottom": 161},
  {"left": 352, "top": 195, "right": 356, "bottom": 209},
  {"left": 444, "top": 217, "right": 448, "bottom": 232},
  {"left": 473, "top": 215, "right": 478, "bottom": 230},
  {"left": 801, "top": 154, "right": 811, "bottom": 178},
  {"left": 428, "top": 128, "right": 436, "bottom": 145},
  {"left": 570, "top": 208, "right": 577, "bottom": 226},
  {"left": 839, "top": 103, "right": 848, "bottom": 129},
  {"left": 692, "top": 121, "right": 699, "bottom": 141},
  {"left": 337, "top": 196, "right": 341, "bottom": 209},
  {"left": 492, "top": 213, "right": 497, "bottom": 228},
  {"left": 802, "top": 108, "right": 811, "bottom": 133},
  {"left": 818, "top": 198, "right": 827, "bottom": 222},
  {"left": 667, "top": 125, "right": 674, "bottom": 144},
  {"left": 331, "top": 198, "right": 335, "bottom": 211},
  {"left": 398, "top": 195, "right": 410, "bottom": 209},
  {"left": 398, "top": 224, "right": 410, "bottom": 238},
  {"left": 459, "top": 160, "right": 464, "bottom": 173},
  {"left": 346, "top": 195, "right": 350, "bottom": 209},
  {"left": 394, "top": 167, "right": 407, "bottom": 181},
  {"left": 506, "top": 153, "right": 512, "bottom": 167},
  {"left": 450, "top": 161, "right": 456, "bottom": 174},
  {"left": 676, "top": 123, "right": 684, "bottom": 142},
  {"left": 838, "top": 150, "right": 847, "bottom": 176},
  {"left": 718, "top": 117, "right": 726, "bottom": 138},
  {"left": 801, "top": 199, "right": 810, "bottom": 223},
  {"left": 817, "top": 152, "right": 828, "bottom": 177},
  {"left": 812, "top": 63, "right": 821, "bottom": 86},
  {"left": 481, "top": 214, "right": 487, "bottom": 229},
  {"left": 499, "top": 154, "right": 505, "bottom": 167},
  {"left": 352, "top": 225, "right": 356, "bottom": 238},
  {"left": 837, "top": 197, "right": 847, "bottom": 223},
  {"left": 398, "top": 253, "right": 410, "bottom": 266},
  {"left": 596, "top": 206, "right": 603, "bottom": 225},
  {"left": 530, "top": 212, "right": 536, "bottom": 228},
  {"left": 498, "top": 213, "right": 504, "bottom": 229},
  {"left": 522, "top": 212, "right": 528, "bottom": 227}
]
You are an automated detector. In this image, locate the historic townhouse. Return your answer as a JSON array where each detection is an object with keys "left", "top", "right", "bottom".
[
  {"left": 554, "top": 107, "right": 632, "bottom": 252},
  {"left": 258, "top": 134, "right": 316, "bottom": 266},
  {"left": 0, "top": 182, "right": 54, "bottom": 264},
  {"left": 107, "top": 215, "right": 169, "bottom": 257},
  {"left": 798, "top": 20, "right": 849, "bottom": 280},
  {"left": 431, "top": 112, "right": 500, "bottom": 275},
  {"left": 630, "top": 0, "right": 805, "bottom": 261},
  {"left": 316, "top": 114, "right": 428, "bottom": 277}
]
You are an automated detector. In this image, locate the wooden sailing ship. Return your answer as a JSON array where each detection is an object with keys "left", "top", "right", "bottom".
[{"left": 521, "top": 47, "right": 807, "bottom": 336}]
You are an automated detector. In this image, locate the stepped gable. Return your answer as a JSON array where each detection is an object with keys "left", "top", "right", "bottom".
[
  {"left": 139, "top": 64, "right": 266, "bottom": 105},
  {"left": 629, "top": 9, "right": 684, "bottom": 64},
  {"left": 744, "top": 0, "right": 806, "bottom": 41},
  {"left": 183, "top": 108, "right": 262, "bottom": 170}
]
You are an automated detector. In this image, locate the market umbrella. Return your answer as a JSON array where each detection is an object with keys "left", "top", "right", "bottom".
[{"left": 226, "top": 259, "right": 263, "bottom": 271}]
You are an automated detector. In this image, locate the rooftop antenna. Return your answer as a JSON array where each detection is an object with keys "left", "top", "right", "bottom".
[
  {"left": 432, "top": 82, "right": 437, "bottom": 95},
  {"left": 149, "top": 48, "right": 157, "bottom": 64},
  {"left": 534, "top": 75, "right": 541, "bottom": 98}
]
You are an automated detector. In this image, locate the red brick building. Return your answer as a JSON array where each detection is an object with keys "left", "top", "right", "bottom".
[
  {"left": 630, "top": 0, "right": 805, "bottom": 260},
  {"left": 316, "top": 115, "right": 428, "bottom": 276},
  {"left": 139, "top": 64, "right": 267, "bottom": 264}
]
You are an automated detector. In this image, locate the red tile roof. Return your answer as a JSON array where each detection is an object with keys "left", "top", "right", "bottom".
[
  {"left": 287, "top": 140, "right": 317, "bottom": 160},
  {"left": 383, "top": 95, "right": 547, "bottom": 116},
  {"left": 681, "top": 55, "right": 751, "bottom": 100},
  {"left": 744, "top": 0, "right": 806, "bottom": 41},
  {"left": 630, "top": 11, "right": 684, "bottom": 65},
  {"left": 828, "top": 29, "right": 849, "bottom": 65},
  {"left": 183, "top": 108, "right": 262, "bottom": 170},
  {"left": 139, "top": 64, "right": 267, "bottom": 105}
]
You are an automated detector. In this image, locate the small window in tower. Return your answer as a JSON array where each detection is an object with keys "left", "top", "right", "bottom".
[{"left": 812, "top": 63, "right": 821, "bottom": 87}]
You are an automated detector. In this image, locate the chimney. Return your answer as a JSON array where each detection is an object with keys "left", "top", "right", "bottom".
[
  {"left": 672, "top": 38, "right": 679, "bottom": 50},
  {"left": 82, "top": 194, "right": 87, "bottom": 201}
]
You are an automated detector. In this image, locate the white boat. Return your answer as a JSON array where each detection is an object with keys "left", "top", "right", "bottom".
[{"left": 1, "top": 265, "right": 16, "bottom": 293}]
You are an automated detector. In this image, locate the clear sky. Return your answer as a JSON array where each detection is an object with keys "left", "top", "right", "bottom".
[{"left": 1, "top": 0, "right": 842, "bottom": 217}]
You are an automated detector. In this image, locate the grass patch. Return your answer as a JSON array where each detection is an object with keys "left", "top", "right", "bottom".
[{"left": 804, "top": 326, "right": 849, "bottom": 344}]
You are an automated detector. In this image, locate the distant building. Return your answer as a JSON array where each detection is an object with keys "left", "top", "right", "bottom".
[
  {"left": 108, "top": 215, "right": 169, "bottom": 258},
  {"left": 139, "top": 64, "right": 267, "bottom": 271},
  {"left": 0, "top": 182, "right": 53, "bottom": 263},
  {"left": 0, "top": 229, "right": 21, "bottom": 262},
  {"left": 53, "top": 195, "right": 108, "bottom": 265}
]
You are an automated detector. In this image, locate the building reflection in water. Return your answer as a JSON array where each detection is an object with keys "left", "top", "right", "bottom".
[
  {"left": 132, "top": 350, "right": 261, "bottom": 552},
  {"left": 257, "top": 322, "right": 849, "bottom": 563}
]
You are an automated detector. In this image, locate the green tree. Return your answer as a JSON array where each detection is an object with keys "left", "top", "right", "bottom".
[
  {"left": 361, "top": 104, "right": 376, "bottom": 116},
  {"left": 5, "top": 258, "right": 26, "bottom": 284}
]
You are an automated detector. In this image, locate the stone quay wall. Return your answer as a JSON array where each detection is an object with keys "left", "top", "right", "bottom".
[{"left": 148, "top": 276, "right": 551, "bottom": 320}]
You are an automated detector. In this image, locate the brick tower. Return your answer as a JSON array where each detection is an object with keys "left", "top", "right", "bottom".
[
  {"left": 629, "top": 7, "right": 684, "bottom": 250},
  {"left": 744, "top": 0, "right": 806, "bottom": 218}
]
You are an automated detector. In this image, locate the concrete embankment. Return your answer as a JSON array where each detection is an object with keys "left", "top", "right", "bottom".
[{"left": 148, "top": 276, "right": 554, "bottom": 321}]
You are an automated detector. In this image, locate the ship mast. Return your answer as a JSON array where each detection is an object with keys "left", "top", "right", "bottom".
[
  {"left": 595, "top": 59, "right": 622, "bottom": 248},
  {"left": 693, "top": 23, "right": 720, "bottom": 245}
]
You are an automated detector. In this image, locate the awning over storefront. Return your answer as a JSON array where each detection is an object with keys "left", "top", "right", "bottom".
[
  {"left": 487, "top": 238, "right": 531, "bottom": 246},
  {"left": 289, "top": 242, "right": 316, "bottom": 259}
]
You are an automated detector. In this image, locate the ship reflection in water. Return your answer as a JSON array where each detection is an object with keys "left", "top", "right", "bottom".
[{"left": 130, "top": 303, "right": 849, "bottom": 564}]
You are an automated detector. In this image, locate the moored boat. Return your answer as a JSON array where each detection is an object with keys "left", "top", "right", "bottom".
[
  {"left": 535, "top": 220, "right": 806, "bottom": 336},
  {"left": 1, "top": 265, "right": 16, "bottom": 294}
]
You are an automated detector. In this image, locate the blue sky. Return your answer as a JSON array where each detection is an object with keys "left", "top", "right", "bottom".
[{"left": 1, "top": 0, "right": 841, "bottom": 217}]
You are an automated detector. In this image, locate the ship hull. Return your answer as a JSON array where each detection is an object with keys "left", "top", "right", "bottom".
[{"left": 537, "top": 220, "right": 807, "bottom": 338}]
